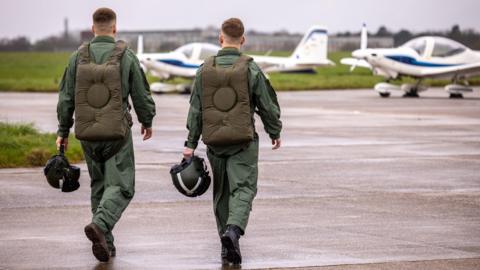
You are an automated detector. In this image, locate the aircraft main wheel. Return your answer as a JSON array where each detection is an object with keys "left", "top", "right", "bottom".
[
  {"left": 449, "top": 93, "right": 463, "bottom": 99},
  {"left": 379, "top": 92, "right": 391, "bottom": 98},
  {"left": 402, "top": 91, "right": 419, "bottom": 98}
]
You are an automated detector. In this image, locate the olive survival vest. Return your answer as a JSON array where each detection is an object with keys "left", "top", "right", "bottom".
[
  {"left": 74, "top": 41, "right": 129, "bottom": 141},
  {"left": 201, "top": 55, "right": 254, "bottom": 146}
]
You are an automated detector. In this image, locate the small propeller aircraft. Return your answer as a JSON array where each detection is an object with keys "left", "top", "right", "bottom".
[
  {"left": 341, "top": 24, "right": 480, "bottom": 98},
  {"left": 136, "top": 26, "right": 334, "bottom": 93}
]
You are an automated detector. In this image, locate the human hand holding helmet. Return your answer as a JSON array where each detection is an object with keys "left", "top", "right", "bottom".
[
  {"left": 183, "top": 147, "right": 194, "bottom": 159},
  {"left": 56, "top": 136, "right": 68, "bottom": 151}
]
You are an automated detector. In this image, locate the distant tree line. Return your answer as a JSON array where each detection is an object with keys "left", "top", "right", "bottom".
[
  {"left": 337, "top": 25, "right": 480, "bottom": 49},
  {"left": 0, "top": 35, "right": 79, "bottom": 52},
  {"left": 1, "top": 24, "right": 479, "bottom": 51}
]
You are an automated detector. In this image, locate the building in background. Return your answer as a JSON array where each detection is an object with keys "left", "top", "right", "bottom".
[
  {"left": 47, "top": 27, "right": 394, "bottom": 53},
  {"left": 108, "top": 28, "right": 394, "bottom": 53}
]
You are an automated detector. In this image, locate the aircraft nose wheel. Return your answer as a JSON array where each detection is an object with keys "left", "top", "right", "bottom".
[
  {"left": 379, "top": 92, "right": 391, "bottom": 98},
  {"left": 402, "top": 90, "right": 419, "bottom": 98},
  {"left": 449, "top": 93, "right": 464, "bottom": 99}
]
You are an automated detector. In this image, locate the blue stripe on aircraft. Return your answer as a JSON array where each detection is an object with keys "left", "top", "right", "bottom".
[
  {"left": 385, "top": 55, "right": 461, "bottom": 67},
  {"left": 156, "top": 59, "right": 200, "bottom": 69}
]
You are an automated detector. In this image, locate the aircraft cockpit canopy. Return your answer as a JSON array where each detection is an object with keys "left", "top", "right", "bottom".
[
  {"left": 402, "top": 38, "right": 427, "bottom": 56},
  {"left": 402, "top": 37, "right": 466, "bottom": 58},
  {"left": 197, "top": 44, "right": 220, "bottom": 60},
  {"left": 175, "top": 43, "right": 220, "bottom": 60},
  {"left": 175, "top": 44, "right": 195, "bottom": 59},
  {"left": 430, "top": 37, "right": 466, "bottom": 57}
]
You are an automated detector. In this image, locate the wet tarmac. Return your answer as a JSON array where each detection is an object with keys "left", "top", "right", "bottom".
[{"left": 0, "top": 89, "right": 479, "bottom": 269}]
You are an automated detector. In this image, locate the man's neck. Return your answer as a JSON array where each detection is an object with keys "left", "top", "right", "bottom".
[
  {"left": 221, "top": 43, "right": 241, "bottom": 50},
  {"left": 95, "top": 33, "right": 115, "bottom": 38}
]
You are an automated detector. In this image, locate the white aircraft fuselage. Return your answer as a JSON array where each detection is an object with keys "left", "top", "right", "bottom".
[{"left": 353, "top": 39, "right": 480, "bottom": 79}]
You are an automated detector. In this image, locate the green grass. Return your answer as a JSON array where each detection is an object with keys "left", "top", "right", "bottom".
[
  {"left": 0, "top": 52, "right": 70, "bottom": 91},
  {"left": 0, "top": 122, "right": 83, "bottom": 168},
  {"left": 270, "top": 51, "right": 383, "bottom": 90},
  {"left": 0, "top": 51, "right": 479, "bottom": 91}
]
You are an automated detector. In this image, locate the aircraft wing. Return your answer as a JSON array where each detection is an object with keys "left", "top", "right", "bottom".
[
  {"left": 420, "top": 62, "right": 480, "bottom": 79},
  {"left": 340, "top": 58, "right": 372, "bottom": 69},
  {"left": 296, "top": 59, "right": 336, "bottom": 66}
]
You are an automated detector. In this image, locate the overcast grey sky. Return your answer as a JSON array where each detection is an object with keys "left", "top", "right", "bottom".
[{"left": 1, "top": 0, "right": 479, "bottom": 40}]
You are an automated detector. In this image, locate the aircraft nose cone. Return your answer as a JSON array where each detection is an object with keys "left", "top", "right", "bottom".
[
  {"left": 353, "top": 49, "right": 379, "bottom": 59},
  {"left": 352, "top": 49, "right": 368, "bottom": 59}
]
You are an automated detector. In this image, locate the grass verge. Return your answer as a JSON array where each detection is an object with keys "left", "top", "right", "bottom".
[
  {"left": 0, "top": 122, "right": 83, "bottom": 168},
  {"left": 0, "top": 51, "right": 479, "bottom": 91}
]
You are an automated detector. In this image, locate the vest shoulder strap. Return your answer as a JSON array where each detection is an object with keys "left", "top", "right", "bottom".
[
  {"left": 107, "top": 40, "right": 128, "bottom": 64},
  {"left": 204, "top": 56, "right": 216, "bottom": 68},
  {"left": 236, "top": 54, "right": 253, "bottom": 64},
  {"left": 231, "top": 54, "right": 253, "bottom": 69},
  {"left": 77, "top": 42, "right": 90, "bottom": 64}
]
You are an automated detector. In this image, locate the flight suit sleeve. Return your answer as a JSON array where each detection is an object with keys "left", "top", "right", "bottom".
[
  {"left": 128, "top": 51, "right": 156, "bottom": 128},
  {"left": 185, "top": 68, "right": 203, "bottom": 149},
  {"left": 251, "top": 64, "right": 282, "bottom": 140},
  {"left": 56, "top": 52, "right": 78, "bottom": 138}
]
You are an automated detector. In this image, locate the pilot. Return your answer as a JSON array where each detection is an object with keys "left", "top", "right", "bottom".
[
  {"left": 56, "top": 7, "right": 156, "bottom": 262},
  {"left": 182, "top": 18, "right": 282, "bottom": 265}
]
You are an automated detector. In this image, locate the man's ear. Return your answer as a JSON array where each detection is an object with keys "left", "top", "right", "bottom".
[
  {"left": 112, "top": 24, "right": 117, "bottom": 35},
  {"left": 91, "top": 25, "right": 96, "bottom": 35},
  {"left": 240, "top": 36, "right": 245, "bottom": 46},
  {"left": 219, "top": 33, "right": 224, "bottom": 45}
]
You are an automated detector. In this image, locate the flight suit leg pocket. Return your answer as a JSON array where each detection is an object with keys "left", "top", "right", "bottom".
[{"left": 238, "top": 192, "right": 254, "bottom": 211}]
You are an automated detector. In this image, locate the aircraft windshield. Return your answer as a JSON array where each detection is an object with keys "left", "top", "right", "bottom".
[
  {"left": 198, "top": 45, "right": 219, "bottom": 60},
  {"left": 402, "top": 38, "right": 427, "bottom": 56},
  {"left": 431, "top": 37, "right": 466, "bottom": 57},
  {"left": 175, "top": 44, "right": 194, "bottom": 59}
]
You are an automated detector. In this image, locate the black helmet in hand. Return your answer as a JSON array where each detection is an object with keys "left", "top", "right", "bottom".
[
  {"left": 43, "top": 144, "right": 80, "bottom": 192},
  {"left": 170, "top": 155, "right": 211, "bottom": 197}
]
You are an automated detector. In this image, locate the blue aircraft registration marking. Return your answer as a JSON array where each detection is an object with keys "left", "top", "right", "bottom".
[
  {"left": 385, "top": 55, "right": 461, "bottom": 67},
  {"left": 156, "top": 59, "right": 200, "bottom": 69}
]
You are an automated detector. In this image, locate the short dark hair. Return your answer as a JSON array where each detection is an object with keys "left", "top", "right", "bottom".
[
  {"left": 93, "top": 7, "right": 116, "bottom": 25},
  {"left": 221, "top": 18, "right": 244, "bottom": 40}
]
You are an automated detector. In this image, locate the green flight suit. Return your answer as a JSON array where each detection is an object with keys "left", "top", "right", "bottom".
[
  {"left": 56, "top": 36, "right": 156, "bottom": 250},
  {"left": 186, "top": 48, "right": 282, "bottom": 235}
]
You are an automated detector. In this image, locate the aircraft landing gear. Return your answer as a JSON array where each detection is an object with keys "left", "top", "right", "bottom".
[
  {"left": 379, "top": 92, "right": 391, "bottom": 98},
  {"left": 445, "top": 77, "right": 471, "bottom": 99},
  {"left": 401, "top": 79, "right": 424, "bottom": 98},
  {"left": 449, "top": 93, "right": 464, "bottom": 99},
  {"left": 402, "top": 90, "right": 419, "bottom": 98},
  {"left": 374, "top": 81, "right": 397, "bottom": 97}
]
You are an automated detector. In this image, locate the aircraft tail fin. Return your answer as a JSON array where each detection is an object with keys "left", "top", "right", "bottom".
[
  {"left": 290, "top": 26, "right": 330, "bottom": 64},
  {"left": 137, "top": 35, "right": 144, "bottom": 55}
]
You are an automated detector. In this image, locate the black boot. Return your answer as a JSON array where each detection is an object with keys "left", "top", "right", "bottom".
[
  {"left": 84, "top": 223, "right": 110, "bottom": 262},
  {"left": 221, "top": 244, "right": 229, "bottom": 265},
  {"left": 220, "top": 225, "right": 243, "bottom": 264},
  {"left": 109, "top": 245, "right": 116, "bottom": 257}
]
